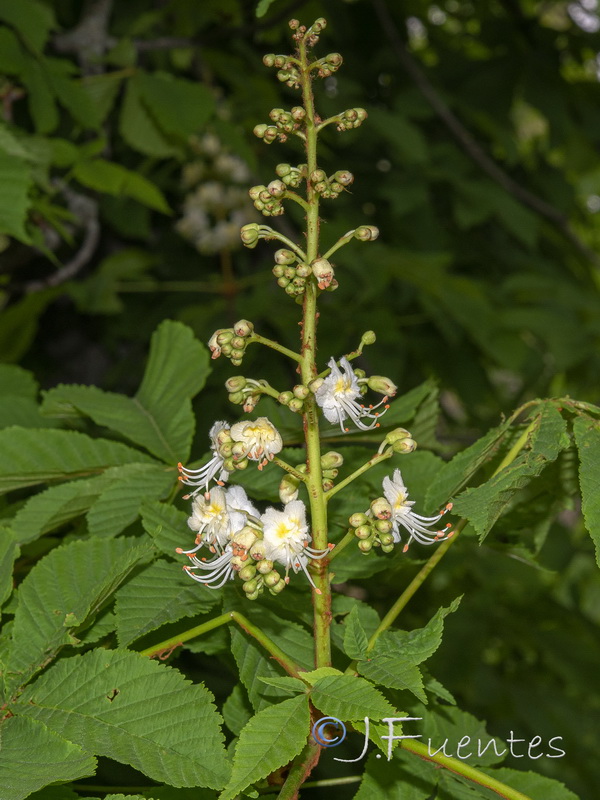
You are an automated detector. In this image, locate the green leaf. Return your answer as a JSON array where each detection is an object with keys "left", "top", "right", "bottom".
[
  {"left": 0, "top": 290, "right": 58, "bottom": 364},
  {"left": 311, "top": 674, "right": 396, "bottom": 721},
  {"left": 137, "top": 72, "right": 215, "bottom": 139},
  {"left": 48, "top": 73, "right": 101, "bottom": 129},
  {"left": 120, "top": 77, "right": 181, "bottom": 158},
  {"left": 10, "top": 476, "right": 107, "bottom": 545},
  {"left": 6, "top": 537, "right": 152, "bottom": 690},
  {"left": 86, "top": 464, "right": 175, "bottom": 538},
  {"left": 425, "top": 419, "right": 512, "bottom": 510},
  {"left": 41, "top": 320, "right": 210, "bottom": 463},
  {"left": 141, "top": 501, "right": 189, "bottom": 556},
  {"left": 453, "top": 405, "right": 570, "bottom": 541},
  {"left": 0, "top": 365, "right": 37, "bottom": 398},
  {"left": 573, "top": 415, "right": 600, "bottom": 565},
  {"left": 476, "top": 768, "right": 579, "bottom": 800},
  {"left": 0, "top": 527, "right": 18, "bottom": 608},
  {"left": 358, "top": 657, "right": 425, "bottom": 703},
  {"left": 0, "top": 151, "right": 32, "bottom": 242},
  {"left": 342, "top": 605, "right": 369, "bottom": 660},
  {"left": 0, "top": 427, "right": 156, "bottom": 495},
  {"left": 14, "top": 648, "right": 230, "bottom": 789},
  {"left": 422, "top": 706, "right": 506, "bottom": 766},
  {"left": 0, "top": 716, "right": 96, "bottom": 800},
  {"left": 354, "top": 749, "right": 436, "bottom": 800},
  {"left": 257, "top": 675, "right": 307, "bottom": 694},
  {"left": 114, "top": 558, "right": 220, "bottom": 646},
  {"left": 73, "top": 158, "right": 170, "bottom": 214},
  {"left": 0, "top": 0, "right": 56, "bottom": 51},
  {"left": 21, "top": 59, "right": 58, "bottom": 134},
  {"left": 219, "top": 694, "right": 309, "bottom": 800},
  {"left": 0, "top": 396, "right": 60, "bottom": 430},
  {"left": 222, "top": 684, "right": 253, "bottom": 737}
]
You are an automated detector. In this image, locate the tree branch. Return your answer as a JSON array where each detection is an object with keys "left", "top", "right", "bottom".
[{"left": 371, "top": 0, "right": 600, "bottom": 267}]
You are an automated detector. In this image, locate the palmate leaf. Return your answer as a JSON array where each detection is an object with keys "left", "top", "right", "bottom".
[
  {"left": 219, "top": 694, "right": 310, "bottom": 800},
  {"left": 141, "top": 500, "right": 189, "bottom": 556},
  {"left": 5, "top": 537, "right": 152, "bottom": 692},
  {"left": 13, "top": 649, "right": 230, "bottom": 790},
  {"left": 358, "top": 657, "right": 425, "bottom": 702},
  {"left": 114, "top": 558, "right": 220, "bottom": 646},
  {"left": 0, "top": 526, "right": 19, "bottom": 608},
  {"left": 0, "top": 427, "right": 156, "bottom": 495},
  {"left": 452, "top": 404, "right": 570, "bottom": 542},
  {"left": 311, "top": 674, "right": 396, "bottom": 721},
  {"left": 0, "top": 365, "right": 38, "bottom": 398},
  {"left": 0, "top": 715, "right": 96, "bottom": 800},
  {"left": 41, "top": 321, "right": 210, "bottom": 464},
  {"left": 573, "top": 415, "right": 600, "bottom": 565}
]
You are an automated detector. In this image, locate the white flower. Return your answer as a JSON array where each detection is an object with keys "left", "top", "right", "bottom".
[
  {"left": 177, "top": 485, "right": 259, "bottom": 588},
  {"left": 182, "top": 485, "right": 258, "bottom": 553},
  {"left": 315, "top": 357, "right": 390, "bottom": 432},
  {"left": 230, "top": 417, "right": 283, "bottom": 467},
  {"left": 382, "top": 469, "right": 453, "bottom": 552},
  {"left": 261, "top": 500, "right": 332, "bottom": 592},
  {"left": 178, "top": 421, "right": 230, "bottom": 497}
]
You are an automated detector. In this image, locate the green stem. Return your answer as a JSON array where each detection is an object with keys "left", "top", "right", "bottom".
[
  {"left": 140, "top": 611, "right": 302, "bottom": 678},
  {"left": 275, "top": 738, "right": 321, "bottom": 800},
  {"left": 327, "top": 530, "right": 356, "bottom": 562},
  {"left": 272, "top": 456, "right": 307, "bottom": 482},
  {"left": 284, "top": 190, "right": 310, "bottom": 211},
  {"left": 248, "top": 333, "right": 302, "bottom": 363},
  {"left": 324, "top": 449, "right": 393, "bottom": 501},
  {"left": 401, "top": 740, "right": 533, "bottom": 800},
  {"left": 321, "top": 229, "right": 355, "bottom": 260},
  {"left": 260, "top": 227, "right": 307, "bottom": 261},
  {"left": 298, "top": 34, "right": 332, "bottom": 670}
]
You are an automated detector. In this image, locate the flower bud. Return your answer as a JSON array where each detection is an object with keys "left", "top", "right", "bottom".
[
  {"left": 253, "top": 123, "right": 268, "bottom": 139},
  {"left": 310, "top": 169, "right": 327, "bottom": 183},
  {"left": 234, "top": 457, "right": 249, "bottom": 470},
  {"left": 276, "top": 163, "right": 292, "bottom": 177},
  {"left": 208, "top": 331, "right": 222, "bottom": 359},
  {"left": 257, "top": 559, "right": 274, "bottom": 575},
  {"left": 228, "top": 391, "right": 245, "bottom": 405},
  {"left": 274, "top": 248, "right": 296, "bottom": 265},
  {"left": 381, "top": 543, "right": 395, "bottom": 554},
  {"left": 311, "top": 258, "right": 334, "bottom": 289},
  {"left": 264, "top": 569, "right": 281, "bottom": 587},
  {"left": 263, "top": 54, "right": 276, "bottom": 67},
  {"left": 277, "top": 277, "right": 290, "bottom": 288},
  {"left": 279, "top": 473, "right": 300, "bottom": 503},
  {"left": 321, "top": 451, "right": 344, "bottom": 469},
  {"left": 249, "top": 541, "right": 266, "bottom": 561},
  {"left": 231, "top": 358, "right": 243, "bottom": 367},
  {"left": 378, "top": 531, "right": 394, "bottom": 546},
  {"left": 293, "top": 384, "right": 310, "bottom": 400},
  {"left": 325, "top": 278, "right": 339, "bottom": 292},
  {"left": 268, "top": 179, "right": 286, "bottom": 197},
  {"left": 243, "top": 394, "right": 260, "bottom": 413},
  {"left": 216, "top": 330, "right": 234, "bottom": 345},
  {"left": 291, "top": 106, "right": 305, "bottom": 120},
  {"left": 326, "top": 53, "right": 343, "bottom": 67},
  {"left": 272, "top": 265, "right": 285, "bottom": 278},
  {"left": 231, "top": 336, "right": 245, "bottom": 350},
  {"left": 355, "top": 524, "right": 372, "bottom": 540},
  {"left": 231, "top": 348, "right": 244, "bottom": 360},
  {"left": 370, "top": 496, "right": 392, "bottom": 520},
  {"left": 278, "top": 390, "right": 294, "bottom": 405},
  {"left": 367, "top": 375, "right": 397, "bottom": 396},
  {"left": 358, "top": 539, "right": 373, "bottom": 553},
  {"left": 354, "top": 225, "right": 379, "bottom": 241},
  {"left": 234, "top": 319, "right": 254, "bottom": 337},
  {"left": 361, "top": 330, "right": 377, "bottom": 346},
  {"left": 270, "top": 578, "right": 286, "bottom": 594},
  {"left": 393, "top": 437, "right": 417, "bottom": 454},
  {"left": 374, "top": 519, "right": 392, "bottom": 534},
  {"left": 243, "top": 577, "right": 260, "bottom": 594},
  {"left": 349, "top": 512, "right": 369, "bottom": 528},
  {"left": 296, "top": 263, "right": 311, "bottom": 278},
  {"left": 308, "top": 377, "right": 324, "bottom": 393},
  {"left": 322, "top": 479, "right": 335, "bottom": 492},
  {"left": 288, "top": 398, "right": 304, "bottom": 413},
  {"left": 225, "top": 376, "right": 247, "bottom": 393},
  {"left": 223, "top": 456, "right": 236, "bottom": 471},
  {"left": 239, "top": 564, "right": 257, "bottom": 582},
  {"left": 240, "top": 223, "right": 261, "bottom": 248}
]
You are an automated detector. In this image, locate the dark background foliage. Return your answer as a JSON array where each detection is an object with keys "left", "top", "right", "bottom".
[{"left": 1, "top": 1, "right": 599, "bottom": 798}]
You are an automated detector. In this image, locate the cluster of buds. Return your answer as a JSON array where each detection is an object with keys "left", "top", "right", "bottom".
[
  {"left": 277, "top": 450, "right": 344, "bottom": 504},
  {"left": 261, "top": 53, "right": 302, "bottom": 89},
  {"left": 312, "top": 52, "right": 343, "bottom": 78},
  {"left": 270, "top": 106, "right": 305, "bottom": 134},
  {"left": 354, "top": 225, "right": 379, "bottom": 241},
  {"left": 310, "top": 169, "right": 354, "bottom": 199},
  {"left": 208, "top": 319, "right": 254, "bottom": 366},
  {"left": 249, "top": 181, "right": 287, "bottom": 216},
  {"left": 377, "top": 427, "right": 418, "bottom": 455},
  {"left": 277, "top": 382, "right": 310, "bottom": 414},
  {"left": 225, "top": 376, "right": 269, "bottom": 413},
  {"left": 335, "top": 107, "right": 368, "bottom": 132},
  {"left": 349, "top": 501, "right": 396, "bottom": 554},
  {"left": 233, "top": 531, "right": 287, "bottom": 599},
  {"left": 276, "top": 162, "right": 307, "bottom": 188},
  {"left": 239, "top": 222, "right": 283, "bottom": 249},
  {"left": 272, "top": 249, "right": 311, "bottom": 297},
  {"left": 289, "top": 17, "right": 327, "bottom": 47}
]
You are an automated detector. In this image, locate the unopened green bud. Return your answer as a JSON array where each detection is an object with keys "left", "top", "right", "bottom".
[
  {"left": 367, "top": 375, "right": 397, "bottom": 397},
  {"left": 239, "top": 564, "right": 257, "bottom": 582},
  {"left": 375, "top": 519, "right": 392, "bottom": 534},
  {"left": 228, "top": 391, "right": 245, "bottom": 405},
  {"left": 278, "top": 391, "right": 294, "bottom": 405},
  {"left": 358, "top": 539, "right": 373, "bottom": 553},
  {"left": 371, "top": 497, "right": 392, "bottom": 520},
  {"left": 361, "top": 330, "right": 376, "bottom": 346},
  {"left": 309, "top": 377, "right": 324, "bottom": 393},
  {"left": 263, "top": 54, "right": 276, "bottom": 67},
  {"left": 234, "top": 457, "right": 249, "bottom": 470},
  {"left": 272, "top": 264, "right": 285, "bottom": 278},
  {"left": 288, "top": 398, "right": 304, "bottom": 413},
  {"left": 253, "top": 123, "right": 268, "bottom": 139},
  {"left": 310, "top": 169, "right": 327, "bottom": 183},
  {"left": 231, "top": 348, "right": 245, "bottom": 360},
  {"left": 243, "top": 577, "right": 260, "bottom": 594},
  {"left": 291, "top": 106, "right": 305, "bottom": 120},
  {"left": 284, "top": 266, "right": 296, "bottom": 279},
  {"left": 274, "top": 248, "right": 296, "bottom": 265},
  {"left": 296, "top": 263, "right": 311, "bottom": 278},
  {"left": 257, "top": 559, "right": 274, "bottom": 575},
  {"left": 268, "top": 179, "right": 286, "bottom": 197},
  {"left": 322, "top": 478, "right": 335, "bottom": 492},
  {"left": 240, "top": 223, "right": 261, "bottom": 248},
  {"left": 381, "top": 543, "right": 395, "bottom": 554},
  {"left": 293, "top": 384, "right": 310, "bottom": 400},
  {"left": 334, "top": 170, "right": 353, "bottom": 186},
  {"left": 249, "top": 541, "right": 266, "bottom": 561},
  {"left": 321, "top": 451, "right": 343, "bottom": 469},
  {"left": 349, "top": 512, "right": 368, "bottom": 528},
  {"left": 231, "top": 358, "right": 243, "bottom": 367},
  {"left": 216, "top": 330, "right": 234, "bottom": 345},
  {"left": 276, "top": 163, "right": 292, "bottom": 177},
  {"left": 325, "top": 278, "right": 339, "bottom": 292},
  {"left": 393, "top": 437, "right": 417, "bottom": 454},
  {"left": 234, "top": 319, "right": 254, "bottom": 337},
  {"left": 277, "top": 276, "right": 290, "bottom": 288},
  {"left": 355, "top": 524, "right": 372, "bottom": 540},
  {"left": 311, "top": 258, "right": 334, "bottom": 290},
  {"left": 378, "top": 531, "right": 395, "bottom": 546},
  {"left": 270, "top": 579, "right": 286, "bottom": 594},
  {"left": 355, "top": 225, "right": 379, "bottom": 241},
  {"left": 322, "top": 468, "right": 338, "bottom": 480},
  {"left": 231, "top": 336, "right": 246, "bottom": 349},
  {"left": 225, "top": 375, "right": 247, "bottom": 393},
  {"left": 264, "top": 569, "right": 281, "bottom": 587},
  {"left": 223, "top": 456, "right": 236, "bottom": 471},
  {"left": 326, "top": 53, "right": 343, "bottom": 67},
  {"left": 232, "top": 442, "right": 247, "bottom": 458}
]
